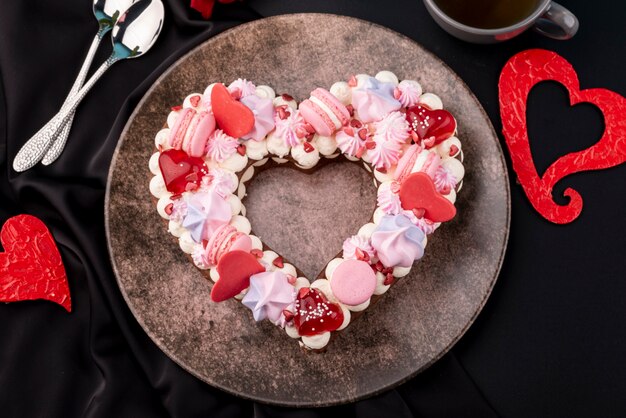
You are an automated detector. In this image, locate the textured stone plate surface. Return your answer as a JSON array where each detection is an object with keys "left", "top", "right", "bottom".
[{"left": 105, "top": 14, "right": 510, "bottom": 407}]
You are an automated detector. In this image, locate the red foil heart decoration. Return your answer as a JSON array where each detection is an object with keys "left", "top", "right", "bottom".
[
  {"left": 158, "top": 149, "right": 208, "bottom": 194},
  {"left": 399, "top": 172, "right": 456, "bottom": 222},
  {"left": 293, "top": 287, "right": 344, "bottom": 336},
  {"left": 499, "top": 49, "right": 626, "bottom": 224},
  {"left": 406, "top": 104, "right": 457, "bottom": 148},
  {"left": 0, "top": 215, "right": 71, "bottom": 312}
]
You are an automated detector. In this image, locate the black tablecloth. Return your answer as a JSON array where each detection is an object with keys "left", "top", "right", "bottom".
[{"left": 1, "top": 1, "right": 625, "bottom": 416}]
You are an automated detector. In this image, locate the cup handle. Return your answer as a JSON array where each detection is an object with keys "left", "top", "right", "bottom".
[{"left": 533, "top": 2, "right": 579, "bottom": 40}]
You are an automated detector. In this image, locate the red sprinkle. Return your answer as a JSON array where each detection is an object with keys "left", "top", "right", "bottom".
[
  {"left": 281, "top": 93, "right": 294, "bottom": 101},
  {"left": 390, "top": 181, "right": 401, "bottom": 194},
  {"left": 393, "top": 87, "right": 402, "bottom": 100},
  {"left": 346, "top": 104, "right": 355, "bottom": 117},
  {"left": 171, "top": 105, "right": 182, "bottom": 111},
  {"left": 237, "top": 144, "right": 246, "bottom": 156},
  {"left": 449, "top": 144, "right": 459, "bottom": 156},
  {"left": 375, "top": 261, "right": 384, "bottom": 272},
  {"left": 304, "top": 123, "right": 316, "bottom": 134},
  {"left": 230, "top": 88, "right": 242, "bottom": 100},
  {"left": 383, "top": 272, "right": 395, "bottom": 286},
  {"left": 348, "top": 75, "right": 358, "bottom": 87},
  {"left": 282, "top": 309, "right": 294, "bottom": 322},
  {"left": 303, "top": 142, "right": 314, "bottom": 153},
  {"left": 189, "top": 95, "right": 201, "bottom": 108},
  {"left": 355, "top": 146, "right": 365, "bottom": 159},
  {"left": 273, "top": 256, "right": 284, "bottom": 268},
  {"left": 412, "top": 208, "right": 426, "bottom": 218},
  {"left": 376, "top": 166, "right": 387, "bottom": 174},
  {"left": 298, "top": 287, "right": 310, "bottom": 299},
  {"left": 277, "top": 106, "right": 289, "bottom": 120},
  {"left": 355, "top": 248, "right": 370, "bottom": 262},
  {"left": 358, "top": 129, "right": 368, "bottom": 141},
  {"left": 350, "top": 119, "right": 363, "bottom": 128},
  {"left": 295, "top": 126, "right": 308, "bottom": 138},
  {"left": 343, "top": 126, "right": 355, "bottom": 137},
  {"left": 286, "top": 274, "right": 297, "bottom": 285},
  {"left": 365, "top": 140, "right": 376, "bottom": 150},
  {"left": 250, "top": 249, "right": 263, "bottom": 258},
  {"left": 202, "top": 239, "right": 209, "bottom": 248},
  {"left": 164, "top": 203, "right": 174, "bottom": 215}
]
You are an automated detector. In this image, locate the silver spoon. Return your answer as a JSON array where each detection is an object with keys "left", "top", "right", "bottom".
[
  {"left": 40, "top": 0, "right": 136, "bottom": 166},
  {"left": 12, "top": 0, "right": 164, "bottom": 172}
]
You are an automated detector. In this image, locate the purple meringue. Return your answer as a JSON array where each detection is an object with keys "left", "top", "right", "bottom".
[
  {"left": 241, "top": 95, "right": 275, "bottom": 141},
  {"left": 351, "top": 77, "right": 401, "bottom": 123},
  {"left": 181, "top": 189, "right": 231, "bottom": 243},
  {"left": 370, "top": 214, "right": 425, "bottom": 268},
  {"left": 242, "top": 271, "right": 296, "bottom": 327}
]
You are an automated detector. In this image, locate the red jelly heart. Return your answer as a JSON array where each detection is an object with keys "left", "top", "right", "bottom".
[
  {"left": 211, "top": 250, "right": 265, "bottom": 302},
  {"left": 211, "top": 83, "right": 255, "bottom": 138},
  {"left": 399, "top": 172, "right": 456, "bottom": 223},
  {"left": 158, "top": 149, "right": 208, "bottom": 194},
  {"left": 0, "top": 215, "right": 71, "bottom": 312},
  {"left": 406, "top": 104, "right": 456, "bottom": 148},
  {"left": 293, "top": 288, "right": 344, "bottom": 336}
]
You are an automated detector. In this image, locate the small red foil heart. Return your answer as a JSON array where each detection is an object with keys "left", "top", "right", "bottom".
[
  {"left": 406, "top": 104, "right": 456, "bottom": 148},
  {"left": 210, "top": 83, "right": 255, "bottom": 138},
  {"left": 212, "top": 250, "right": 265, "bottom": 302},
  {"left": 499, "top": 49, "right": 626, "bottom": 224},
  {"left": 0, "top": 215, "right": 71, "bottom": 312},
  {"left": 158, "top": 149, "right": 208, "bottom": 194},
  {"left": 399, "top": 172, "right": 456, "bottom": 223},
  {"left": 293, "top": 288, "right": 344, "bottom": 336}
]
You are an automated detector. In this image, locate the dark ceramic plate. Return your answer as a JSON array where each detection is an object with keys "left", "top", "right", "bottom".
[{"left": 105, "top": 14, "right": 510, "bottom": 407}]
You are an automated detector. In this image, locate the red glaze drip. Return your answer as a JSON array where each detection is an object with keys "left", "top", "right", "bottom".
[
  {"left": 405, "top": 105, "right": 456, "bottom": 148},
  {"left": 294, "top": 288, "right": 344, "bottom": 336},
  {"left": 158, "top": 149, "right": 208, "bottom": 194}
]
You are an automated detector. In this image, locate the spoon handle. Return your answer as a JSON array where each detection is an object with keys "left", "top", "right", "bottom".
[
  {"left": 12, "top": 56, "right": 117, "bottom": 172},
  {"left": 41, "top": 32, "right": 107, "bottom": 166}
]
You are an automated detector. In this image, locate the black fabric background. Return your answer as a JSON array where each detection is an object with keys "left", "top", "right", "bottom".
[{"left": 0, "top": 0, "right": 625, "bottom": 417}]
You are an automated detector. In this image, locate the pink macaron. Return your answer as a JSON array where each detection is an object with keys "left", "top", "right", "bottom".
[
  {"left": 168, "top": 108, "right": 216, "bottom": 158},
  {"left": 206, "top": 224, "right": 252, "bottom": 266},
  {"left": 299, "top": 88, "right": 350, "bottom": 136},
  {"left": 394, "top": 144, "right": 441, "bottom": 183},
  {"left": 330, "top": 259, "right": 376, "bottom": 306}
]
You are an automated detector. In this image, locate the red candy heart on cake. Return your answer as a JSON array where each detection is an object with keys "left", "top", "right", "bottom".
[
  {"left": 211, "top": 250, "right": 265, "bottom": 302},
  {"left": 211, "top": 83, "right": 255, "bottom": 138},
  {"left": 499, "top": 49, "right": 626, "bottom": 224},
  {"left": 399, "top": 172, "right": 456, "bottom": 222},
  {"left": 293, "top": 287, "right": 344, "bottom": 336},
  {"left": 0, "top": 215, "right": 71, "bottom": 312},
  {"left": 406, "top": 104, "right": 456, "bottom": 148},
  {"left": 158, "top": 149, "right": 208, "bottom": 194}
]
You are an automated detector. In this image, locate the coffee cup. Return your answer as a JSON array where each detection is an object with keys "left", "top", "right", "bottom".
[{"left": 423, "top": 0, "right": 579, "bottom": 43}]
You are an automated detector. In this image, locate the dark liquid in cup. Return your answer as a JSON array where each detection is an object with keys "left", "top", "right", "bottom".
[{"left": 433, "top": 0, "right": 539, "bottom": 29}]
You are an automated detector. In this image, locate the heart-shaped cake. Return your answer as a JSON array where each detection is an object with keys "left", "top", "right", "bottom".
[{"left": 148, "top": 71, "right": 465, "bottom": 351}]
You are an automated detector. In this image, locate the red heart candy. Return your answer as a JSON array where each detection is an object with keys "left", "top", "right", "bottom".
[
  {"left": 406, "top": 104, "right": 456, "bottom": 148},
  {"left": 211, "top": 250, "right": 265, "bottom": 302},
  {"left": 0, "top": 215, "right": 71, "bottom": 312},
  {"left": 210, "top": 83, "right": 255, "bottom": 138},
  {"left": 158, "top": 149, "right": 208, "bottom": 194},
  {"left": 293, "top": 287, "right": 344, "bottom": 336},
  {"left": 399, "top": 172, "right": 456, "bottom": 223},
  {"left": 499, "top": 49, "right": 626, "bottom": 224}
]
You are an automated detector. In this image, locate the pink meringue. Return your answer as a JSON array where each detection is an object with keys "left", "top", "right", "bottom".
[
  {"left": 342, "top": 235, "right": 376, "bottom": 261},
  {"left": 366, "top": 136, "right": 402, "bottom": 169},
  {"left": 373, "top": 111, "right": 410, "bottom": 144},
  {"left": 206, "top": 129, "right": 238, "bottom": 163},
  {"left": 228, "top": 78, "right": 256, "bottom": 99},
  {"left": 377, "top": 187, "right": 402, "bottom": 215},
  {"left": 395, "top": 80, "right": 423, "bottom": 107},
  {"left": 434, "top": 165, "right": 458, "bottom": 195},
  {"left": 336, "top": 127, "right": 366, "bottom": 157},
  {"left": 274, "top": 109, "right": 306, "bottom": 147}
]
